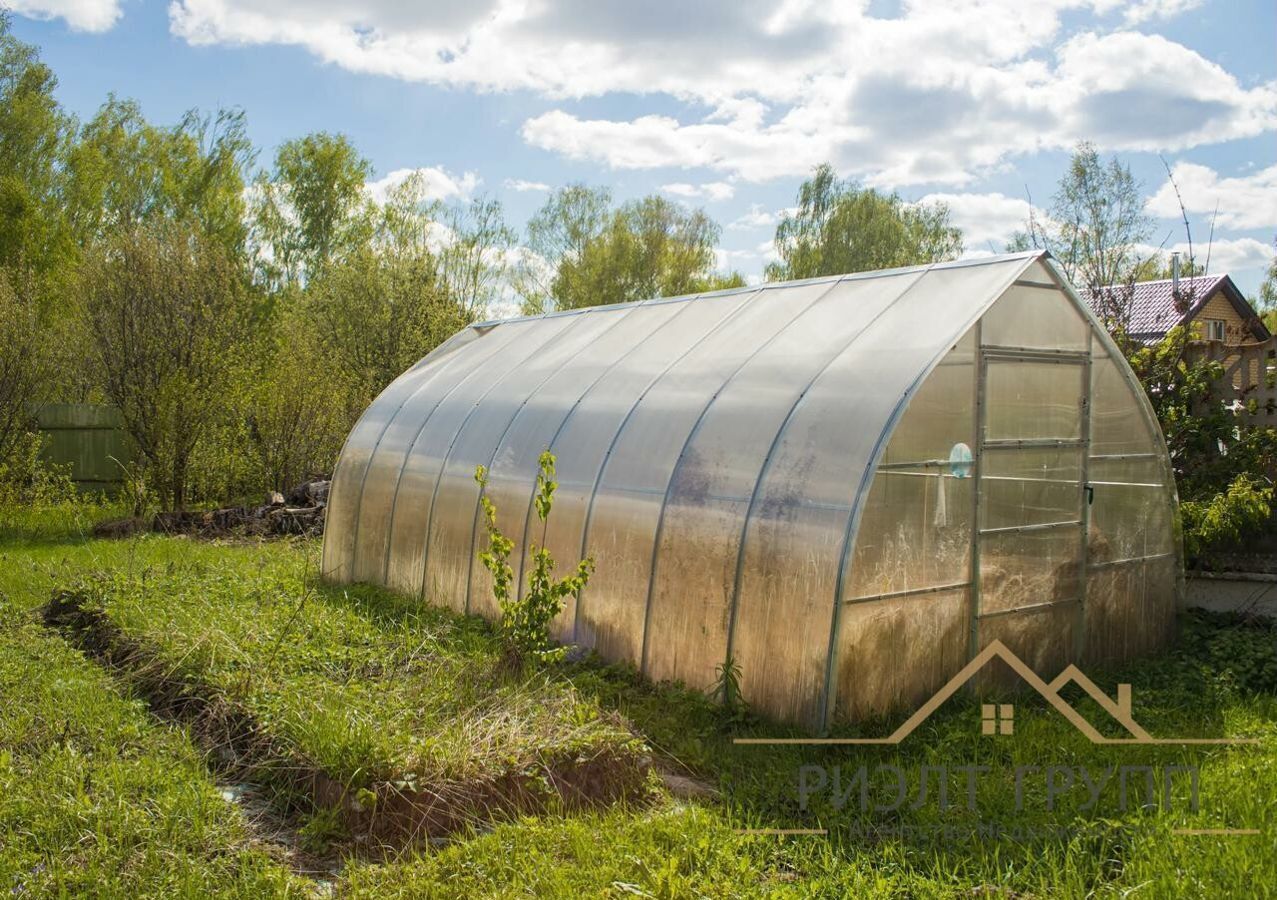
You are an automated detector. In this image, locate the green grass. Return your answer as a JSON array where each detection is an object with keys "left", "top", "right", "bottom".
[
  {"left": 67, "top": 548, "right": 642, "bottom": 793},
  {"left": 2, "top": 503, "right": 1276, "bottom": 897},
  {"left": 0, "top": 606, "right": 307, "bottom": 897}
]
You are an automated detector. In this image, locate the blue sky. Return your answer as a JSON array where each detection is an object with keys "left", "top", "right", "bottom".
[{"left": 7, "top": 0, "right": 1276, "bottom": 298}]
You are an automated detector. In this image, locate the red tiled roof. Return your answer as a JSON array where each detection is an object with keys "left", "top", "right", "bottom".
[{"left": 1084, "top": 274, "right": 1230, "bottom": 337}]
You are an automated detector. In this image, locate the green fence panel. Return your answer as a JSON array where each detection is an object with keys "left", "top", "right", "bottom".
[{"left": 32, "top": 404, "right": 136, "bottom": 494}]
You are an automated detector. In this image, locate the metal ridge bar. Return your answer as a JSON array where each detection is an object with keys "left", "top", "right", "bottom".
[
  {"left": 843, "top": 581, "right": 971, "bottom": 605},
  {"left": 977, "top": 597, "right": 1078, "bottom": 620},
  {"left": 982, "top": 438, "right": 1085, "bottom": 450},
  {"left": 979, "top": 520, "right": 1082, "bottom": 536},
  {"left": 1087, "top": 552, "right": 1175, "bottom": 571}
]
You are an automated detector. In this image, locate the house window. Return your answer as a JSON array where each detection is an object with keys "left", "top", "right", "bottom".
[{"left": 1202, "top": 318, "right": 1226, "bottom": 341}]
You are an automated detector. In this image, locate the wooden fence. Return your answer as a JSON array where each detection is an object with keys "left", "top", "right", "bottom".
[
  {"left": 32, "top": 404, "right": 136, "bottom": 494},
  {"left": 1185, "top": 337, "right": 1277, "bottom": 426}
]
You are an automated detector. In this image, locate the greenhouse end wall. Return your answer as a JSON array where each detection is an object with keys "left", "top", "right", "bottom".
[{"left": 322, "top": 251, "right": 1182, "bottom": 731}]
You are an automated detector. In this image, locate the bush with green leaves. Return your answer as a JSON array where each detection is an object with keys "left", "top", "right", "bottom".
[
  {"left": 1125, "top": 325, "right": 1277, "bottom": 563},
  {"left": 0, "top": 430, "right": 75, "bottom": 506},
  {"left": 475, "top": 451, "right": 594, "bottom": 670}
]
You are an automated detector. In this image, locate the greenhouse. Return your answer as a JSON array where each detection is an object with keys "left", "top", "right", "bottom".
[{"left": 322, "top": 250, "right": 1181, "bottom": 731}]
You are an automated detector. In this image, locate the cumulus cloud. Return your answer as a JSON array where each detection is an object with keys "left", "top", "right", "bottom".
[
  {"left": 915, "top": 191, "right": 1036, "bottom": 253},
  {"left": 7, "top": 0, "right": 121, "bottom": 31},
  {"left": 660, "top": 181, "right": 735, "bottom": 202},
  {"left": 1185, "top": 237, "right": 1275, "bottom": 275},
  {"left": 1135, "top": 237, "right": 1275, "bottom": 276},
  {"left": 1145, "top": 162, "right": 1277, "bottom": 231},
  {"left": 1122, "top": 0, "right": 1203, "bottom": 24},
  {"left": 168, "top": 1, "right": 1277, "bottom": 188},
  {"left": 364, "top": 166, "right": 480, "bottom": 204},
  {"left": 503, "top": 178, "right": 551, "bottom": 192}
]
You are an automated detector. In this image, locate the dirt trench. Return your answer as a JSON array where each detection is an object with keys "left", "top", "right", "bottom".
[{"left": 41, "top": 589, "right": 652, "bottom": 858}]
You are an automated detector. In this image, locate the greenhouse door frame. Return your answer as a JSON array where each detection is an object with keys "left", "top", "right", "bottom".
[{"left": 968, "top": 322, "right": 1094, "bottom": 664}]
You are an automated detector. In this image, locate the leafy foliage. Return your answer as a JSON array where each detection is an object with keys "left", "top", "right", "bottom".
[
  {"left": 0, "top": 430, "right": 75, "bottom": 506},
  {"left": 1125, "top": 325, "right": 1277, "bottom": 560},
  {"left": 476, "top": 452, "right": 594, "bottom": 669},
  {"left": 0, "top": 266, "right": 42, "bottom": 462},
  {"left": 0, "top": 14, "right": 74, "bottom": 275},
  {"left": 1179, "top": 474, "right": 1274, "bottom": 561},
  {"left": 766, "top": 163, "right": 962, "bottom": 280},
  {"left": 250, "top": 131, "right": 373, "bottom": 287},
  {"left": 82, "top": 222, "right": 255, "bottom": 509},
  {"left": 1010, "top": 141, "right": 1153, "bottom": 290},
  {"left": 521, "top": 186, "right": 743, "bottom": 313}
]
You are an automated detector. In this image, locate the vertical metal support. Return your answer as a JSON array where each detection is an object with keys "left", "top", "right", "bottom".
[
  {"left": 967, "top": 321, "right": 986, "bottom": 663},
  {"left": 1073, "top": 331, "right": 1094, "bottom": 662}
]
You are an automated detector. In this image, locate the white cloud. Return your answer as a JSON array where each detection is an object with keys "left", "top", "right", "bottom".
[
  {"left": 169, "top": 1, "right": 1277, "bottom": 188},
  {"left": 1186, "top": 237, "right": 1275, "bottom": 275},
  {"left": 660, "top": 181, "right": 735, "bottom": 202},
  {"left": 1136, "top": 237, "right": 1275, "bottom": 276},
  {"left": 713, "top": 246, "right": 760, "bottom": 270},
  {"left": 365, "top": 166, "right": 480, "bottom": 204},
  {"left": 728, "top": 204, "right": 781, "bottom": 230},
  {"left": 915, "top": 191, "right": 1036, "bottom": 252},
  {"left": 1122, "top": 0, "right": 1202, "bottom": 24},
  {"left": 503, "top": 178, "right": 551, "bottom": 192},
  {"left": 1145, "top": 162, "right": 1277, "bottom": 231},
  {"left": 7, "top": 0, "right": 121, "bottom": 31}
]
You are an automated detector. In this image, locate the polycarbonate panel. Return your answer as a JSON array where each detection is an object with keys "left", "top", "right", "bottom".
[
  {"left": 1090, "top": 352, "right": 1159, "bottom": 456},
  {"left": 467, "top": 300, "right": 690, "bottom": 618},
  {"left": 846, "top": 472, "right": 973, "bottom": 600},
  {"left": 643, "top": 275, "right": 923, "bottom": 693},
  {"left": 878, "top": 328, "right": 977, "bottom": 466},
  {"left": 347, "top": 323, "right": 529, "bottom": 585},
  {"left": 1017, "top": 260, "right": 1057, "bottom": 285},
  {"left": 983, "top": 360, "right": 1084, "bottom": 441},
  {"left": 833, "top": 589, "right": 969, "bottom": 722},
  {"left": 979, "top": 526, "right": 1082, "bottom": 614},
  {"left": 842, "top": 333, "right": 977, "bottom": 601},
  {"left": 1084, "top": 556, "right": 1175, "bottom": 667},
  {"left": 537, "top": 289, "right": 760, "bottom": 646},
  {"left": 322, "top": 327, "right": 485, "bottom": 582},
  {"left": 424, "top": 308, "right": 630, "bottom": 617},
  {"left": 383, "top": 315, "right": 578, "bottom": 604},
  {"left": 732, "top": 257, "right": 1032, "bottom": 727},
  {"left": 980, "top": 284, "right": 1088, "bottom": 350},
  {"left": 975, "top": 601, "right": 1075, "bottom": 688},
  {"left": 578, "top": 282, "right": 834, "bottom": 668},
  {"left": 1088, "top": 458, "right": 1174, "bottom": 560},
  {"left": 980, "top": 446, "right": 1083, "bottom": 530}
]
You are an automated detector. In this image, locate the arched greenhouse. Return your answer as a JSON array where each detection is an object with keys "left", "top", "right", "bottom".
[{"left": 322, "top": 250, "right": 1181, "bottom": 731}]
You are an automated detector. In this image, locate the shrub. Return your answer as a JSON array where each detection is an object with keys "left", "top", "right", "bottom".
[{"left": 475, "top": 451, "right": 594, "bottom": 671}]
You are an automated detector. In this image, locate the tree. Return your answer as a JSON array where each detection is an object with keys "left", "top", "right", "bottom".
[
  {"left": 1013, "top": 142, "right": 1153, "bottom": 291},
  {"left": 82, "top": 223, "right": 254, "bottom": 510},
  {"left": 766, "top": 164, "right": 962, "bottom": 281},
  {"left": 0, "top": 13, "right": 74, "bottom": 274},
  {"left": 251, "top": 132, "right": 373, "bottom": 287},
  {"left": 520, "top": 186, "right": 743, "bottom": 313},
  {"left": 65, "top": 97, "right": 254, "bottom": 254},
  {"left": 0, "top": 266, "right": 43, "bottom": 464},
  {"left": 435, "top": 196, "right": 518, "bottom": 321},
  {"left": 304, "top": 174, "right": 477, "bottom": 401},
  {"left": 1259, "top": 244, "right": 1277, "bottom": 313}
]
